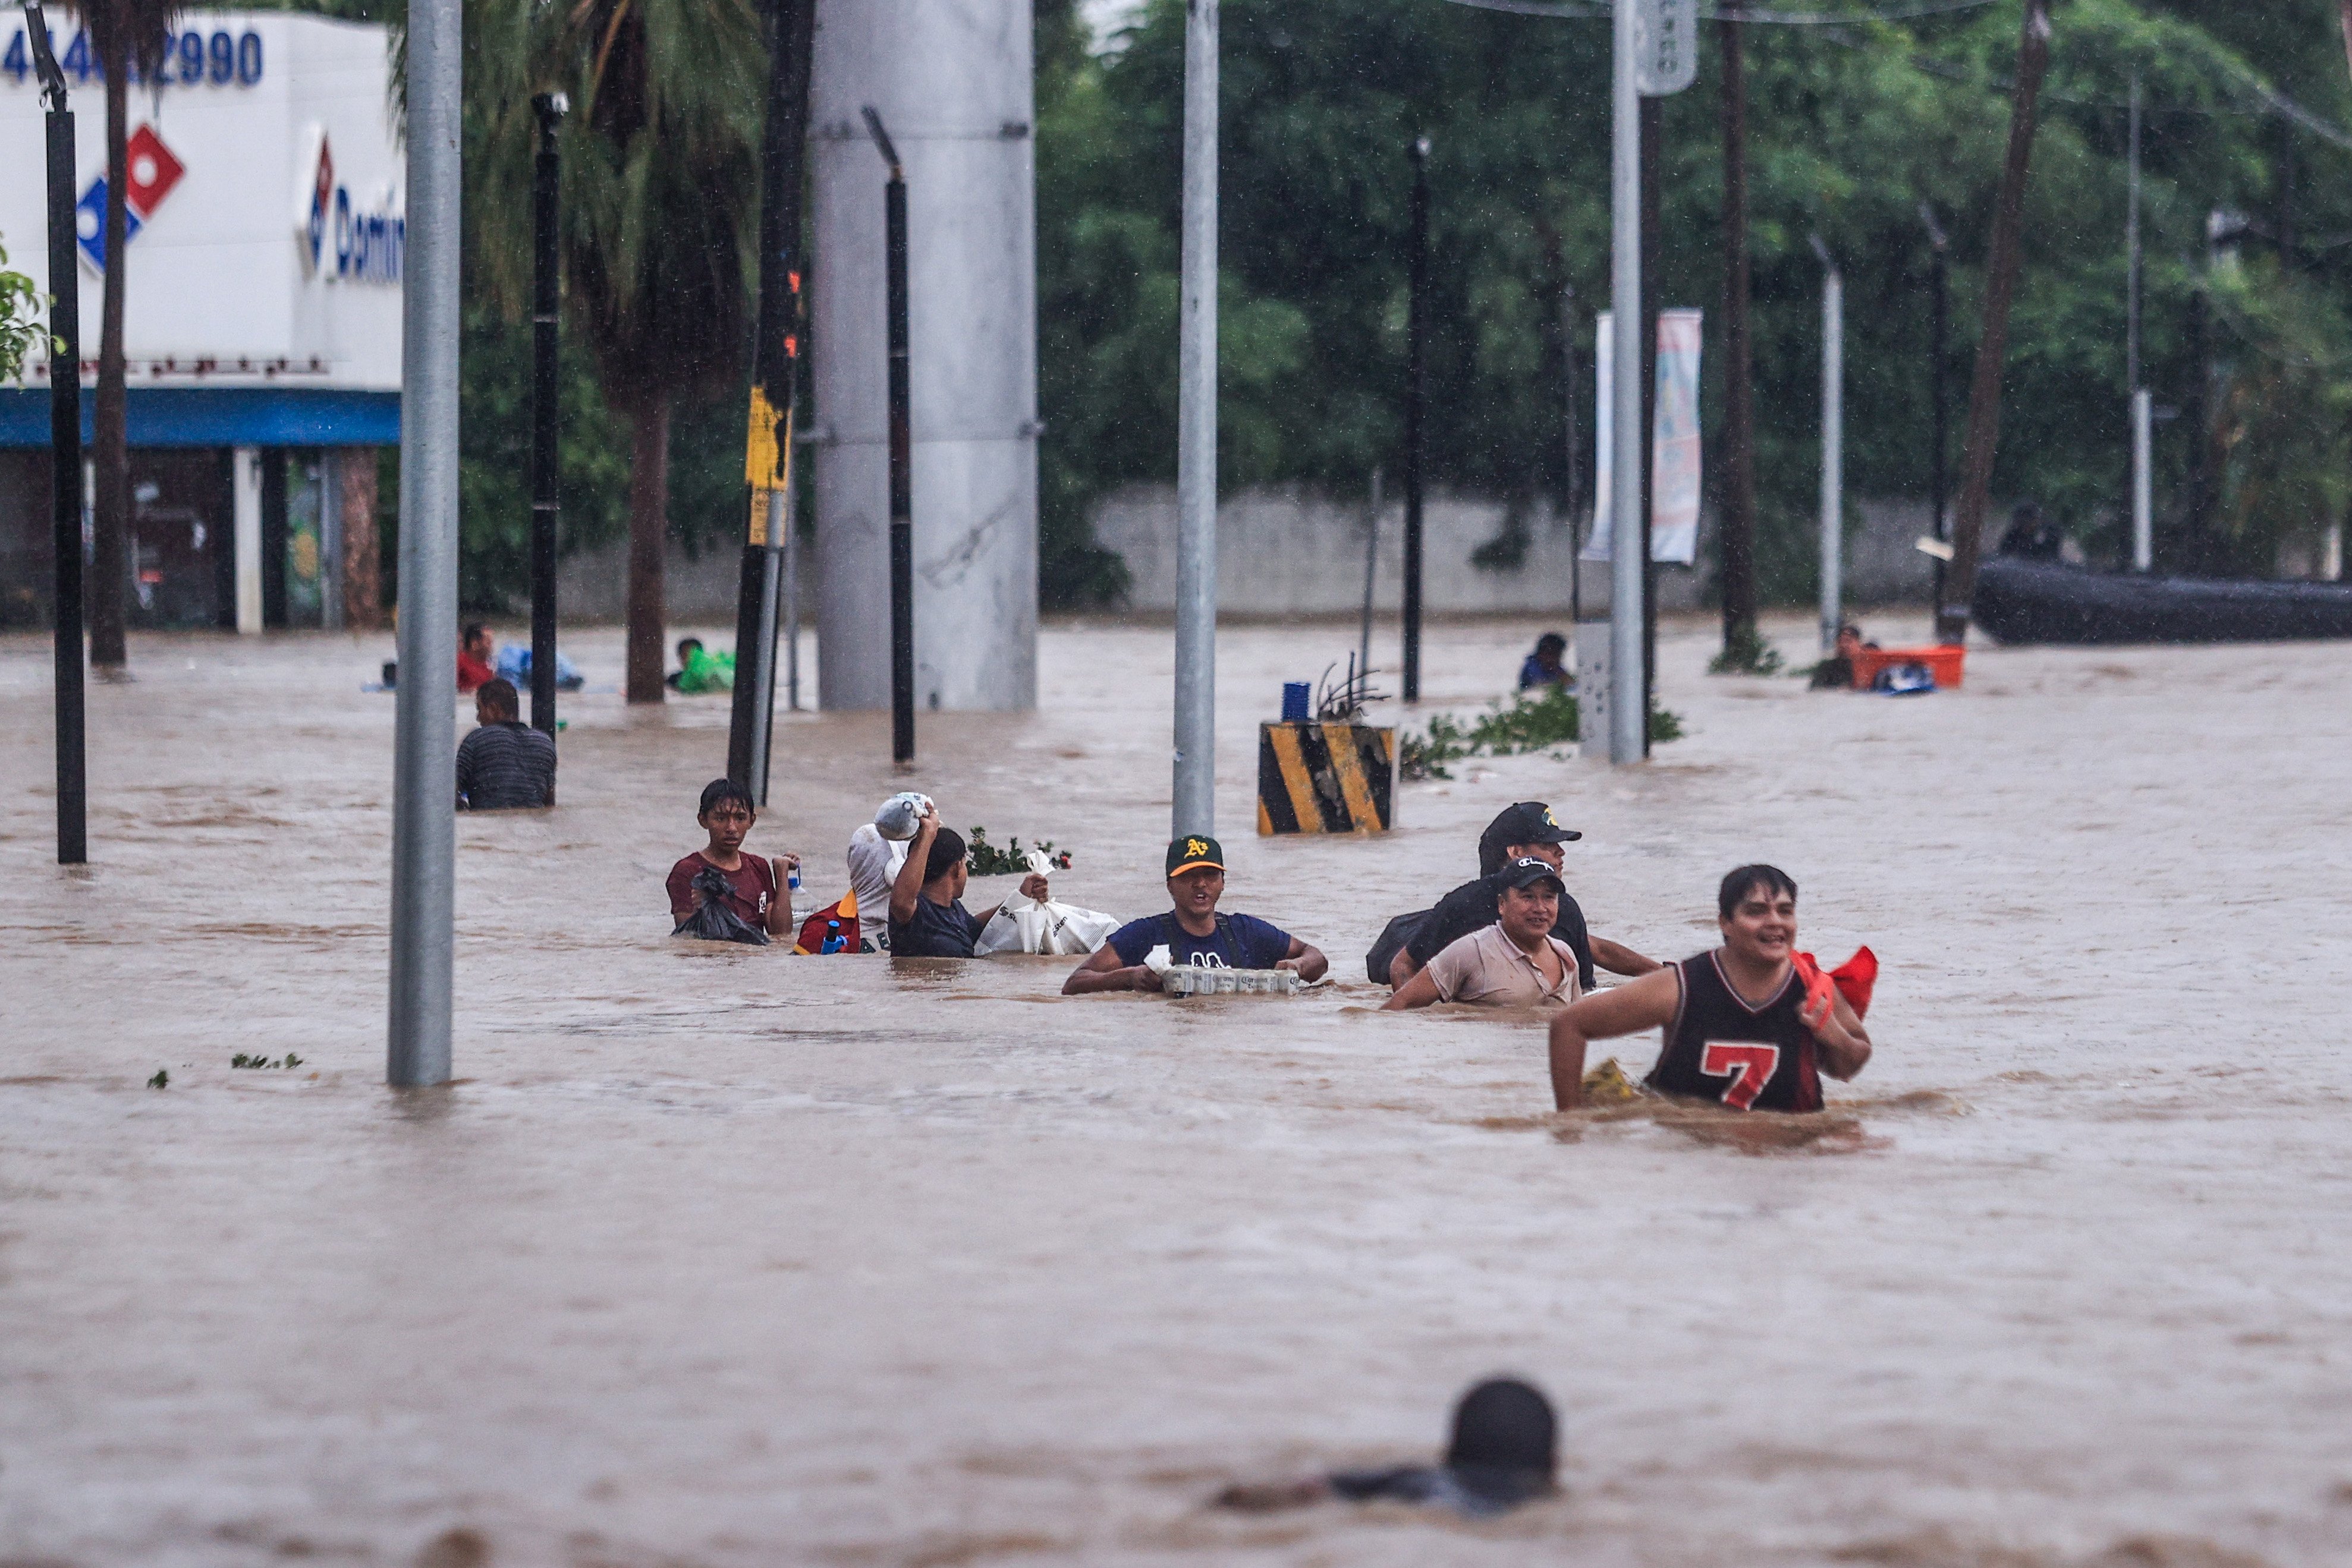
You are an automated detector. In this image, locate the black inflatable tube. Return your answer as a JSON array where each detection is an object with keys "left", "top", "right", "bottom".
[{"left": 1973, "top": 557, "right": 2352, "bottom": 646}]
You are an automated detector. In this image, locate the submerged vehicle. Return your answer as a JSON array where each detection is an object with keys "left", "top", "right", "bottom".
[{"left": 1973, "top": 556, "right": 2352, "bottom": 645}]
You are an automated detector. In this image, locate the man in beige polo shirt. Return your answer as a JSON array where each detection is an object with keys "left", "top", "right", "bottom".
[{"left": 1381, "top": 859, "right": 1580, "bottom": 1010}]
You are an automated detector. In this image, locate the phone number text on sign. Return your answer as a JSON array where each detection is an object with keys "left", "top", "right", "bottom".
[{"left": 4, "top": 27, "right": 265, "bottom": 89}]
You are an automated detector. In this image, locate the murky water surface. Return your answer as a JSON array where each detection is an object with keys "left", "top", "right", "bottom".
[{"left": 4, "top": 616, "right": 2350, "bottom": 1567}]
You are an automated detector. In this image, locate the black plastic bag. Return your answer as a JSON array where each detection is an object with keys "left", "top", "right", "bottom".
[
  {"left": 1365, "top": 908, "right": 1432, "bottom": 985},
  {"left": 672, "top": 864, "right": 770, "bottom": 945}
]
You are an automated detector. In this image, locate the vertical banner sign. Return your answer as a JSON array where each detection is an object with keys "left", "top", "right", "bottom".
[
  {"left": 1583, "top": 310, "right": 1702, "bottom": 563},
  {"left": 1650, "top": 308, "right": 1702, "bottom": 564},
  {"left": 1633, "top": 0, "right": 1698, "bottom": 96}
]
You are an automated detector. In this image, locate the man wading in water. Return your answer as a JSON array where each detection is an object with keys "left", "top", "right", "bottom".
[
  {"left": 1545, "top": 864, "right": 1870, "bottom": 1112},
  {"left": 1062, "top": 836, "right": 1328, "bottom": 992}
]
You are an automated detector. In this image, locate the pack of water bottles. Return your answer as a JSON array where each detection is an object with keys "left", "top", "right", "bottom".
[{"left": 1160, "top": 964, "right": 1302, "bottom": 997}]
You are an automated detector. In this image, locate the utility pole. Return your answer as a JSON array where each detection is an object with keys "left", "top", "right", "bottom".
[
  {"left": 1922, "top": 202, "right": 1949, "bottom": 613},
  {"left": 862, "top": 107, "right": 915, "bottom": 769},
  {"left": 1606, "top": 0, "right": 1644, "bottom": 763},
  {"left": 1562, "top": 282, "right": 1581, "bottom": 625},
  {"left": 1939, "top": 0, "right": 2053, "bottom": 644},
  {"left": 1812, "top": 233, "right": 1842, "bottom": 651},
  {"left": 388, "top": 0, "right": 462, "bottom": 1088},
  {"left": 528, "top": 92, "right": 565, "bottom": 737},
  {"left": 1402, "top": 136, "right": 1429, "bottom": 704},
  {"left": 24, "top": 0, "right": 83, "bottom": 865},
  {"left": 1716, "top": 12, "right": 1757, "bottom": 665},
  {"left": 729, "top": 0, "right": 816, "bottom": 794},
  {"left": 1639, "top": 95, "right": 1659, "bottom": 753},
  {"left": 1172, "top": 0, "right": 1218, "bottom": 836},
  {"left": 2127, "top": 73, "right": 2151, "bottom": 574}
]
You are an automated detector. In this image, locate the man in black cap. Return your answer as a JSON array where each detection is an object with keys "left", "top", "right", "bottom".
[
  {"left": 1063, "top": 835, "right": 1328, "bottom": 993},
  {"left": 1373, "top": 801, "right": 1656, "bottom": 991}
]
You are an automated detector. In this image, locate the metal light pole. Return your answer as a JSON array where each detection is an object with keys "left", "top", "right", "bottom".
[
  {"left": 863, "top": 106, "right": 915, "bottom": 769},
  {"left": 2127, "top": 73, "right": 2151, "bottom": 574},
  {"left": 25, "top": 1, "right": 83, "bottom": 865},
  {"left": 1607, "top": 0, "right": 1644, "bottom": 764},
  {"left": 730, "top": 0, "right": 815, "bottom": 794},
  {"left": 1172, "top": 0, "right": 1218, "bottom": 836},
  {"left": 388, "top": 0, "right": 461, "bottom": 1088},
  {"left": 1812, "top": 233, "right": 1843, "bottom": 651},
  {"left": 528, "top": 92, "right": 565, "bottom": 737},
  {"left": 1402, "top": 134, "right": 1428, "bottom": 704},
  {"left": 1922, "top": 202, "right": 1949, "bottom": 614}
]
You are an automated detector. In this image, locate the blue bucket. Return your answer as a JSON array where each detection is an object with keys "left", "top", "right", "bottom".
[{"left": 1281, "top": 681, "right": 1312, "bottom": 722}]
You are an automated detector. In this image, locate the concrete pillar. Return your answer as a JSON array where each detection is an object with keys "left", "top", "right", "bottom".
[
  {"left": 810, "top": 0, "right": 1037, "bottom": 712},
  {"left": 232, "top": 445, "right": 263, "bottom": 634}
]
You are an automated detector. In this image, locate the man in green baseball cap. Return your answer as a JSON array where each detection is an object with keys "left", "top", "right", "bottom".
[{"left": 1062, "top": 835, "right": 1328, "bottom": 993}]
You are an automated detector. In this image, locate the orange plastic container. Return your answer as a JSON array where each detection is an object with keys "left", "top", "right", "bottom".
[{"left": 1850, "top": 644, "right": 1966, "bottom": 691}]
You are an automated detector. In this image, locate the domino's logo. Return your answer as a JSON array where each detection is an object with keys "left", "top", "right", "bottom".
[
  {"left": 76, "top": 123, "right": 184, "bottom": 273},
  {"left": 293, "top": 122, "right": 403, "bottom": 285}
]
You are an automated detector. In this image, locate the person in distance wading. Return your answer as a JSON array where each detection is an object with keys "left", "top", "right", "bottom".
[
  {"left": 1545, "top": 864, "right": 1871, "bottom": 1112},
  {"left": 1062, "top": 835, "right": 1328, "bottom": 993}
]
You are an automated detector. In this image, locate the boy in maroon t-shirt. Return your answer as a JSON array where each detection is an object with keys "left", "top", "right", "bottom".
[{"left": 666, "top": 777, "right": 800, "bottom": 939}]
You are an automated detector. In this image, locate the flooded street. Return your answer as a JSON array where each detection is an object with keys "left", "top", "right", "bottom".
[{"left": 4, "top": 613, "right": 2350, "bottom": 1568}]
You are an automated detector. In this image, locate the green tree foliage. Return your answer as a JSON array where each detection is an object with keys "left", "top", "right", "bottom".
[
  {"left": 1036, "top": 0, "right": 2352, "bottom": 605},
  {"left": 0, "top": 241, "right": 44, "bottom": 384}
]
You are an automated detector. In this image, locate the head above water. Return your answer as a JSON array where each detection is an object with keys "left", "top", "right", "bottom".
[
  {"left": 698, "top": 777, "right": 756, "bottom": 853},
  {"left": 1495, "top": 858, "right": 1563, "bottom": 946},
  {"left": 1718, "top": 863, "right": 1798, "bottom": 964},
  {"left": 1164, "top": 835, "right": 1227, "bottom": 922},
  {"left": 923, "top": 826, "right": 969, "bottom": 890},
  {"left": 462, "top": 622, "right": 490, "bottom": 656},
  {"left": 1444, "top": 1377, "right": 1557, "bottom": 1501},
  {"left": 1478, "top": 802, "right": 1581, "bottom": 877},
  {"left": 677, "top": 637, "right": 704, "bottom": 664},
  {"left": 1533, "top": 632, "right": 1567, "bottom": 660},
  {"left": 475, "top": 678, "right": 519, "bottom": 723}
]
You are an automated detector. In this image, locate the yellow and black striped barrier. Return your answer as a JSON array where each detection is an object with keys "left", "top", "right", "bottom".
[{"left": 1257, "top": 722, "right": 1396, "bottom": 835}]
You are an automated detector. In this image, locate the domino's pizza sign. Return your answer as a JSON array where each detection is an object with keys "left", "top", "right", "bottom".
[
  {"left": 75, "top": 124, "right": 185, "bottom": 273},
  {"left": 294, "top": 124, "right": 403, "bottom": 285}
]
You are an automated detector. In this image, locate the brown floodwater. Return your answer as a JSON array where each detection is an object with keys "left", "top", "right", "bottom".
[{"left": 4, "top": 613, "right": 2350, "bottom": 1568}]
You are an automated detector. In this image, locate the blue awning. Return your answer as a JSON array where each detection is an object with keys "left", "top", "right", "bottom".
[{"left": 0, "top": 388, "right": 400, "bottom": 448}]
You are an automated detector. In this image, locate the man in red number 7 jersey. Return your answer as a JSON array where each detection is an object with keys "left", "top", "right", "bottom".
[{"left": 1545, "top": 865, "right": 1872, "bottom": 1112}]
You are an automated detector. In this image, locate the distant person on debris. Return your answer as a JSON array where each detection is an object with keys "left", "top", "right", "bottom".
[
  {"left": 889, "top": 800, "right": 1050, "bottom": 958},
  {"left": 1545, "top": 864, "right": 1871, "bottom": 1112},
  {"left": 1214, "top": 1377, "right": 1558, "bottom": 1518},
  {"left": 455, "top": 679, "right": 556, "bottom": 810},
  {"left": 1382, "top": 859, "right": 1580, "bottom": 1010},
  {"left": 666, "top": 777, "right": 798, "bottom": 942},
  {"left": 1999, "top": 500, "right": 2064, "bottom": 561},
  {"left": 1518, "top": 631, "right": 1571, "bottom": 691},
  {"left": 1373, "top": 802, "right": 1655, "bottom": 993},
  {"left": 457, "top": 623, "right": 495, "bottom": 694},
  {"left": 1063, "top": 835, "right": 1327, "bottom": 993},
  {"left": 1809, "top": 622, "right": 1878, "bottom": 690}
]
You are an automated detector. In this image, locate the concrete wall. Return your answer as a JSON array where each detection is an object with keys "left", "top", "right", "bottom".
[
  {"left": 1087, "top": 483, "right": 1948, "bottom": 616},
  {"left": 558, "top": 537, "right": 817, "bottom": 625}
]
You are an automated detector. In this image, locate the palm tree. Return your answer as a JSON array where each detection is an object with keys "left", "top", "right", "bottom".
[
  {"left": 70, "top": 0, "right": 180, "bottom": 673},
  {"left": 467, "top": 0, "right": 765, "bottom": 701}
]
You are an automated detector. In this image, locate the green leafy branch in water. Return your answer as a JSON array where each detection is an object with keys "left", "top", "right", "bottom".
[
  {"left": 1708, "top": 624, "right": 1785, "bottom": 676},
  {"left": 964, "top": 827, "right": 1073, "bottom": 877},
  {"left": 147, "top": 1069, "right": 169, "bottom": 1090},
  {"left": 231, "top": 1053, "right": 304, "bottom": 1070},
  {"left": 1400, "top": 686, "right": 1680, "bottom": 780}
]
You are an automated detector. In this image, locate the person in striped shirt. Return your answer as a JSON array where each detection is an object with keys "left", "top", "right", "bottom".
[{"left": 455, "top": 679, "right": 556, "bottom": 810}]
